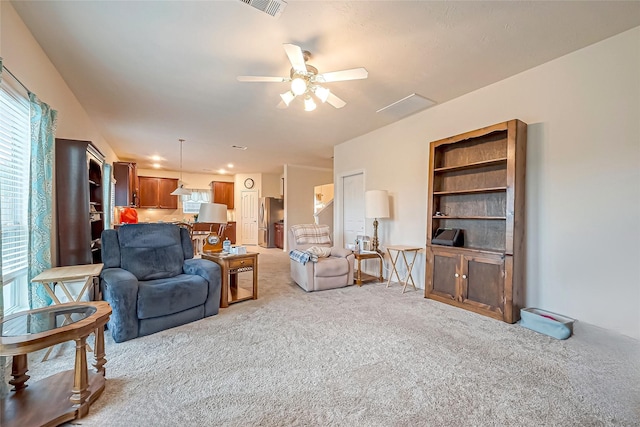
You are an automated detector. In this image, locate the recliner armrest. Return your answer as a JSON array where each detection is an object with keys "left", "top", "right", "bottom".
[
  {"left": 183, "top": 259, "right": 222, "bottom": 317},
  {"left": 330, "top": 247, "right": 354, "bottom": 258},
  {"left": 100, "top": 268, "right": 140, "bottom": 343}
]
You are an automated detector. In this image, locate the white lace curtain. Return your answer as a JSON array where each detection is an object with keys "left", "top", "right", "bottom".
[
  {"left": 181, "top": 189, "right": 211, "bottom": 203},
  {"left": 181, "top": 189, "right": 211, "bottom": 214}
]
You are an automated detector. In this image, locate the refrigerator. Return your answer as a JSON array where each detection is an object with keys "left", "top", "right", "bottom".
[{"left": 258, "top": 197, "right": 284, "bottom": 248}]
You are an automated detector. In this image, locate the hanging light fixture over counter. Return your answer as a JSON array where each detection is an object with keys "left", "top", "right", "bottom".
[{"left": 171, "top": 138, "right": 191, "bottom": 196}]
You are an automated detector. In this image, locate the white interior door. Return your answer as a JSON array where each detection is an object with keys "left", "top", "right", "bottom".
[
  {"left": 342, "top": 172, "right": 365, "bottom": 248},
  {"left": 241, "top": 190, "right": 259, "bottom": 245}
]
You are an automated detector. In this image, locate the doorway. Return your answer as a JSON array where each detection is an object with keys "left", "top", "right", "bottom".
[
  {"left": 241, "top": 190, "right": 259, "bottom": 245},
  {"left": 339, "top": 171, "right": 365, "bottom": 249}
]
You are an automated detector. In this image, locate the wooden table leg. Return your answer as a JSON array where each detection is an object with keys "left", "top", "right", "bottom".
[
  {"left": 252, "top": 264, "right": 258, "bottom": 300},
  {"left": 93, "top": 325, "right": 107, "bottom": 376},
  {"left": 71, "top": 336, "right": 90, "bottom": 416},
  {"left": 229, "top": 271, "right": 238, "bottom": 301},
  {"left": 9, "top": 354, "right": 29, "bottom": 391},
  {"left": 402, "top": 250, "right": 419, "bottom": 293},
  {"left": 386, "top": 249, "right": 401, "bottom": 288},
  {"left": 220, "top": 264, "right": 229, "bottom": 308}
]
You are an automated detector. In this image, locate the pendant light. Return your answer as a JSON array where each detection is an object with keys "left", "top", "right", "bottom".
[{"left": 170, "top": 138, "right": 191, "bottom": 196}]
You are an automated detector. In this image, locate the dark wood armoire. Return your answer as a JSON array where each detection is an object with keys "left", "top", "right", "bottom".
[{"left": 55, "top": 138, "right": 105, "bottom": 266}]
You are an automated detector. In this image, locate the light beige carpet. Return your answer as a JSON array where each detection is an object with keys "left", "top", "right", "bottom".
[{"left": 17, "top": 247, "right": 640, "bottom": 426}]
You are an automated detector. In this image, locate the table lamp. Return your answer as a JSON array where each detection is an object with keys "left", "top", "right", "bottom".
[
  {"left": 365, "top": 190, "right": 390, "bottom": 253},
  {"left": 198, "top": 203, "right": 228, "bottom": 252}
]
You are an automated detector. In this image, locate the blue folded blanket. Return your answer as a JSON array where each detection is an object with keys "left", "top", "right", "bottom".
[{"left": 289, "top": 249, "right": 311, "bottom": 265}]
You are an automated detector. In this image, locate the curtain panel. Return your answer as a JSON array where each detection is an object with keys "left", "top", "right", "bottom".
[{"left": 28, "top": 93, "right": 57, "bottom": 309}]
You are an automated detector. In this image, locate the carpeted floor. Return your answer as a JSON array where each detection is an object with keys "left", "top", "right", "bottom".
[{"left": 19, "top": 247, "right": 640, "bottom": 426}]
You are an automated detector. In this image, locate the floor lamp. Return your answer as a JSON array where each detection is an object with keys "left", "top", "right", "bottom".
[{"left": 365, "top": 190, "right": 390, "bottom": 253}]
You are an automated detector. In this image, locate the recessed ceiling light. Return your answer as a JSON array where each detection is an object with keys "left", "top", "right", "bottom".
[
  {"left": 219, "top": 169, "right": 227, "bottom": 174},
  {"left": 150, "top": 155, "right": 164, "bottom": 162},
  {"left": 152, "top": 163, "right": 161, "bottom": 169},
  {"left": 232, "top": 145, "right": 248, "bottom": 150},
  {"left": 227, "top": 163, "right": 234, "bottom": 168}
]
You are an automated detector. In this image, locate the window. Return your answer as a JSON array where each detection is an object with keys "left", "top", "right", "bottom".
[
  {"left": 0, "top": 69, "right": 31, "bottom": 314},
  {"left": 181, "top": 189, "right": 211, "bottom": 214}
]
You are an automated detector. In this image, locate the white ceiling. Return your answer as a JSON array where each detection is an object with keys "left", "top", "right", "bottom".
[{"left": 11, "top": 1, "right": 640, "bottom": 175}]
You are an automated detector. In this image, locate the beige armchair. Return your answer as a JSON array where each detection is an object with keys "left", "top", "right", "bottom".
[{"left": 289, "top": 224, "right": 355, "bottom": 292}]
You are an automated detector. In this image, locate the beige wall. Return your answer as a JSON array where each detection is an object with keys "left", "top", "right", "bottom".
[
  {"left": 1, "top": 2, "right": 117, "bottom": 163},
  {"left": 335, "top": 27, "right": 640, "bottom": 339},
  {"left": 284, "top": 165, "right": 333, "bottom": 251}
]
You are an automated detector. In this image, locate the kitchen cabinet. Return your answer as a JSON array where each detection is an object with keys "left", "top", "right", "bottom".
[
  {"left": 274, "top": 222, "right": 284, "bottom": 249},
  {"left": 425, "top": 119, "right": 527, "bottom": 323},
  {"left": 211, "top": 181, "right": 234, "bottom": 209},
  {"left": 138, "top": 176, "right": 178, "bottom": 209},
  {"left": 113, "top": 161, "right": 138, "bottom": 207}
]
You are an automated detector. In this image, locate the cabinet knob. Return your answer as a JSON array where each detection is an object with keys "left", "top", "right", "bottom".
[
  {"left": 454, "top": 273, "right": 459, "bottom": 278},
  {"left": 462, "top": 274, "right": 467, "bottom": 279}
]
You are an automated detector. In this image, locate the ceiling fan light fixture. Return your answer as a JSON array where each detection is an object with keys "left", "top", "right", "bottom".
[
  {"left": 280, "top": 91, "right": 295, "bottom": 106},
  {"left": 304, "top": 96, "right": 316, "bottom": 112},
  {"left": 291, "top": 77, "right": 307, "bottom": 96},
  {"left": 314, "top": 86, "right": 330, "bottom": 103}
]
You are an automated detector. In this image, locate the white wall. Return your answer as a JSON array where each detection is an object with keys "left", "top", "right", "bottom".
[
  {"left": 284, "top": 165, "right": 333, "bottom": 251},
  {"left": 1, "top": 2, "right": 117, "bottom": 163},
  {"left": 335, "top": 27, "right": 640, "bottom": 339}
]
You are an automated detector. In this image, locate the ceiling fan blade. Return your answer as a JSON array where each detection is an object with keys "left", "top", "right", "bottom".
[
  {"left": 326, "top": 92, "right": 346, "bottom": 109},
  {"left": 283, "top": 43, "right": 307, "bottom": 74},
  {"left": 315, "top": 67, "right": 368, "bottom": 83},
  {"left": 237, "top": 76, "right": 287, "bottom": 82}
]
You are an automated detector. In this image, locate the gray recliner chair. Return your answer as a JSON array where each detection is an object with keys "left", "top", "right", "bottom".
[
  {"left": 100, "top": 223, "right": 221, "bottom": 343},
  {"left": 289, "top": 224, "right": 355, "bottom": 292}
]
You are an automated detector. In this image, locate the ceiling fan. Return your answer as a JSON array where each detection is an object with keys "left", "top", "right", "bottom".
[{"left": 237, "top": 43, "right": 368, "bottom": 111}]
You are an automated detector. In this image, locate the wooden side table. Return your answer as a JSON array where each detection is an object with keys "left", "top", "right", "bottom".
[
  {"left": 386, "top": 245, "right": 422, "bottom": 293},
  {"left": 202, "top": 252, "right": 258, "bottom": 308},
  {"left": 0, "top": 301, "right": 111, "bottom": 427},
  {"left": 353, "top": 251, "right": 383, "bottom": 286},
  {"left": 31, "top": 263, "right": 104, "bottom": 360}
]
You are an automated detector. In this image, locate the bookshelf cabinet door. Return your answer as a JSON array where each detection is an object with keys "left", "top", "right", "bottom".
[
  {"left": 461, "top": 253, "right": 505, "bottom": 320},
  {"left": 426, "top": 248, "right": 459, "bottom": 302}
]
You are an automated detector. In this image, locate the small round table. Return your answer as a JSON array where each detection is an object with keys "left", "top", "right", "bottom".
[{"left": 0, "top": 301, "right": 111, "bottom": 427}]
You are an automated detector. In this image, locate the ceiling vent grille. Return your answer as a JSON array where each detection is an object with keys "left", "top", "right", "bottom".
[{"left": 239, "top": 0, "right": 287, "bottom": 18}]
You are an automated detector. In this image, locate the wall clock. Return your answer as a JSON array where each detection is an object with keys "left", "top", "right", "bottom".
[
  {"left": 203, "top": 232, "right": 223, "bottom": 253},
  {"left": 244, "top": 178, "right": 255, "bottom": 189}
]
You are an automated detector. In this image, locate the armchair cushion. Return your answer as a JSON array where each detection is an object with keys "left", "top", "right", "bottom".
[
  {"left": 118, "top": 224, "right": 185, "bottom": 280},
  {"left": 290, "top": 224, "right": 332, "bottom": 247},
  {"left": 137, "top": 274, "right": 208, "bottom": 319}
]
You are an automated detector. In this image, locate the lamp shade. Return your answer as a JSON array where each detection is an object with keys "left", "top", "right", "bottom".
[
  {"left": 170, "top": 185, "right": 191, "bottom": 196},
  {"left": 365, "top": 190, "right": 389, "bottom": 219},
  {"left": 197, "top": 203, "right": 227, "bottom": 224}
]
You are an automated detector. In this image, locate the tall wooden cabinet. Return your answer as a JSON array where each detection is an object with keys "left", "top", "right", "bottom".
[
  {"left": 55, "top": 139, "right": 105, "bottom": 266},
  {"left": 113, "top": 161, "right": 138, "bottom": 207},
  {"left": 425, "top": 120, "right": 527, "bottom": 323}
]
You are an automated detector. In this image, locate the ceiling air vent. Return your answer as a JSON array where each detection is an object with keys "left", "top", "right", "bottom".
[{"left": 239, "top": 0, "right": 287, "bottom": 18}]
